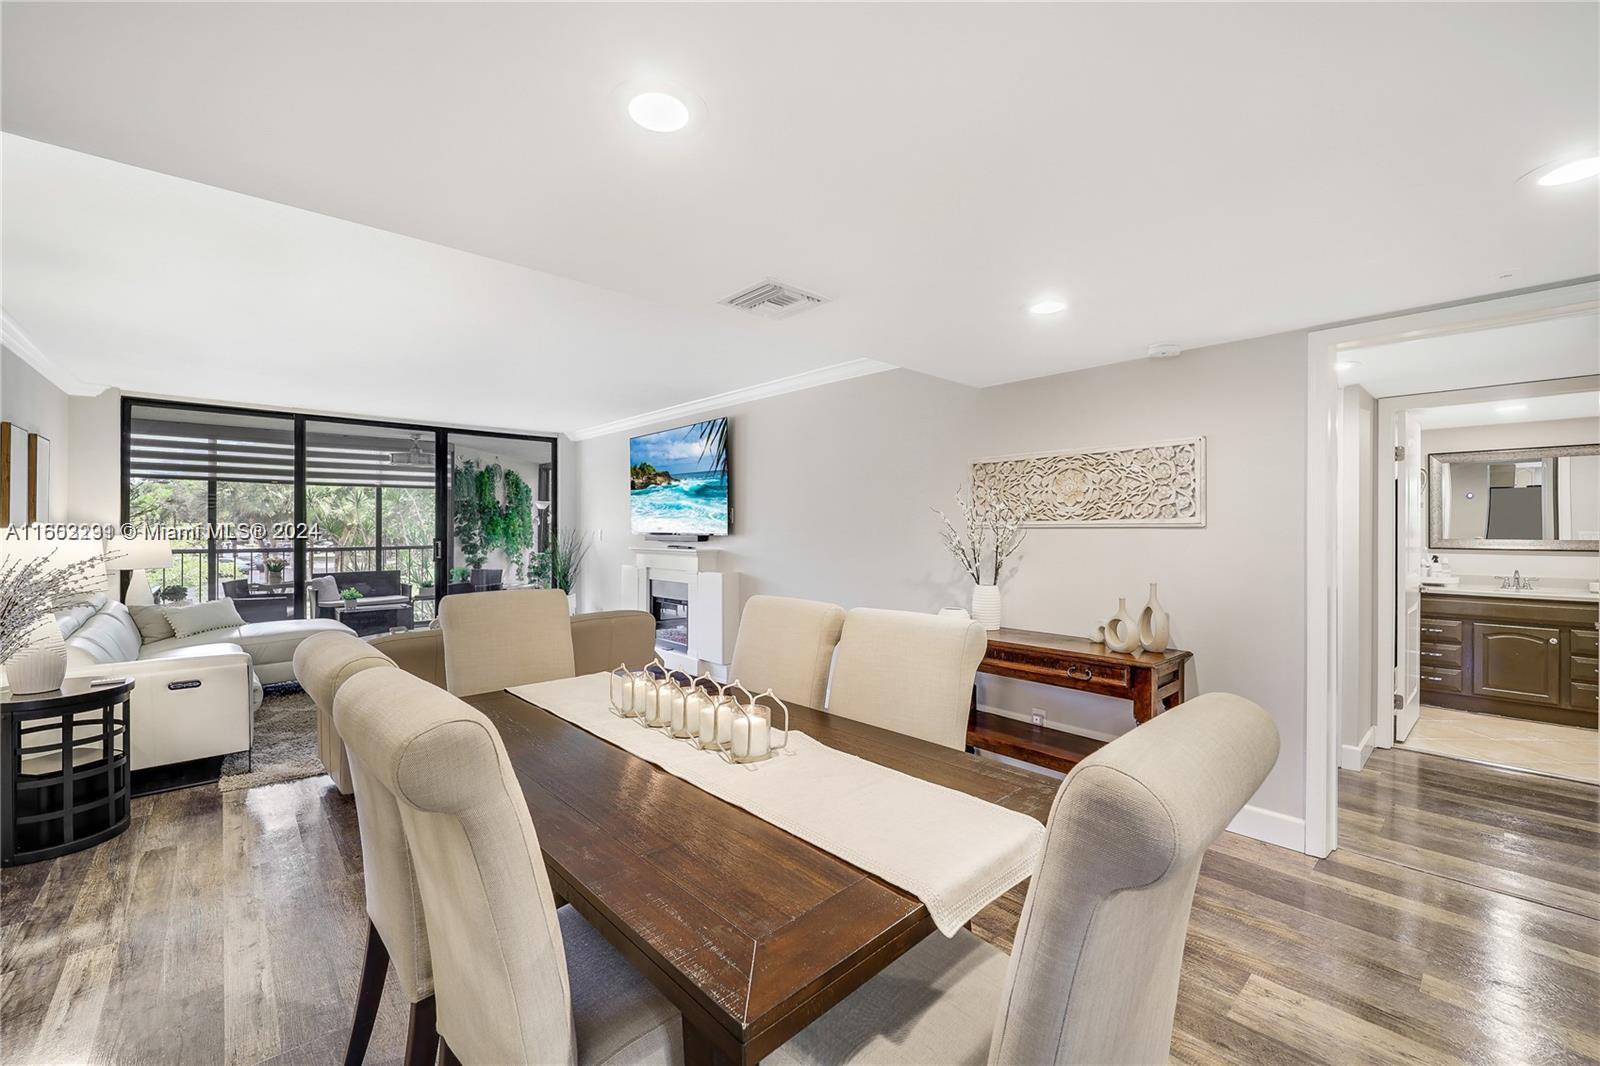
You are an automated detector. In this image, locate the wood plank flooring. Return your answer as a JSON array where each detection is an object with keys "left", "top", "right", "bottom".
[{"left": 2, "top": 746, "right": 1595, "bottom": 1064}]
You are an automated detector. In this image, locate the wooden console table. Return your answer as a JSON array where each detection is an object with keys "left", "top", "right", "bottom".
[{"left": 967, "top": 628, "right": 1192, "bottom": 774}]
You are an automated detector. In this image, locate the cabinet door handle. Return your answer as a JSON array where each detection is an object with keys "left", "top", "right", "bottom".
[
  {"left": 1424, "top": 675, "right": 1443, "bottom": 683},
  {"left": 1423, "top": 650, "right": 1442, "bottom": 658},
  {"left": 1549, "top": 638, "right": 1559, "bottom": 645}
]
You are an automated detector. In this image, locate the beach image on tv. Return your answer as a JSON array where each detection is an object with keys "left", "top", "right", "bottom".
[{"left": 630, "top": 418, "right": 729, "bottom": 535}]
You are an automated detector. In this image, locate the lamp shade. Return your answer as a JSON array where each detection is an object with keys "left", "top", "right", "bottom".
[{"left": 106, "top": 534, "right": 173, "bottom": 571}]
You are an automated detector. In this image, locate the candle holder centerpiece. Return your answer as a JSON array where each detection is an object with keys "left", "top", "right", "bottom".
[{"left": 609, "top": 659, "right": 670, "bottom": 719}]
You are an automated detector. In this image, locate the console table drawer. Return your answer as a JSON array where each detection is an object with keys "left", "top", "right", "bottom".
[
  {"left": 1421, "top": 619, "right": 1463, "bottom": 644},
  {"left": 1573, "top": 630, "right": 1598, "bottom": 657},
  {"left": 1420, "top": 642, "right": 1463, "bottom": 668},
  {"left": 983, "top": 645, "right": 1131, "bottom": 690},
  {"left": 1573, "top": 656, "right": 1598, "bottom": 685},
  {"left": 1421, "top": 666, "right": 1464, "bottom": 694}
]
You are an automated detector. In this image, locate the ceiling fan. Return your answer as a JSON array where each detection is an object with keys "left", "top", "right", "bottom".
[{"left": 385, "top": 433, "right": 435, "bottom": 467}]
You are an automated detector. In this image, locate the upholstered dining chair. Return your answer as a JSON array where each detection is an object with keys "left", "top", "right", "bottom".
[
  {"left": 826, "top": 607, "right": 988, "bottom": 749},
  {"left": 291, "top": 632, "right": 437, "bottom": 1066},
  {"left": 293, "top": 631, "right": 395, "bottom": 796},
  {"left": 438, "top": 587, "right": 576, "bottom": 697},
  {"left": 333, "top": 668, "right": 684, "bottom": 1066},
  {"left": 766, "top": 692, "right": 1279, "bottom": 1065},
  {"left": 729, "top": 595, "right": 847, "bottom": 708}
]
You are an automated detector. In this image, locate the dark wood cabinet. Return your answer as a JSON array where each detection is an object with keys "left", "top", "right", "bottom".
[{"left": 1421, "top": 592, "right": 1598, "bottom": 729}]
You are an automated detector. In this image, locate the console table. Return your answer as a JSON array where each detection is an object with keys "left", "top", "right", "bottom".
[{"left": 967, "top": 628, "right": 1192, "bottom": 774}]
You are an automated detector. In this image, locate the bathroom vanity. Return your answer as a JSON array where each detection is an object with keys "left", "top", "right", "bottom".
[{"left": 1421, "top": 589, "right": 1599, "bottom": 729}]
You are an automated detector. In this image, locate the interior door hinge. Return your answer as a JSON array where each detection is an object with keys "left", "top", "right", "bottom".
[
  {"left": 1393, "top": 693, "right": 1404, "bottom": 710},
  {"left": 1394, "top": 445, "right": 1406, "bottom": 461}
]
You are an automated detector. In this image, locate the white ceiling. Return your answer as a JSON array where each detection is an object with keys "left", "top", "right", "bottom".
[
  {"left": 1338, "top": 313, "right": 1600, "bottom": 399},
  {"left": 3, "top": 2, "right": 1598, "bottom": 432},
  {"left": 1413, "top": 390, "right": 1600, "bottom": 429}
]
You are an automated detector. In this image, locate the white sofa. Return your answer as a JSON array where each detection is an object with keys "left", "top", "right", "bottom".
[{"left": 56, "top": 595, "right": 351, "bottom": 770}]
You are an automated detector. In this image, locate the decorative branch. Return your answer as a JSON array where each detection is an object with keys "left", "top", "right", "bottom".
[
  {"left": 0, "top": 548, "right": 110, "bottom": 664},
  {"left": 934, "top": 482, "right": 1026, "bottom": 588}
]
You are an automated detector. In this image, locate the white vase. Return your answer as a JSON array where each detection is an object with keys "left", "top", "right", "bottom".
[
  {"left": 1103, "top": 598, "right": 1141, "bottom": 653},
  {"left": 5, "top": 638, "right": 67, "bottom": 694},
  {"left": 970, "top": 584, "right": 1002, "bottom": 631},
  {"left": 1138, "top": 582, "right": 1171, "bottom": 652},
  {"left": 567, "top": 593, "right": 578, "bottom": 616}
]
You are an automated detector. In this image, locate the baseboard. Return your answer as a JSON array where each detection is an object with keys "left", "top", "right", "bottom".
[
  {"left": 1226, "top": 804, "right": 1307, "bottom": 852},
  {"left": 1339, "top": 725, "right": 1376, "bottom": 771}
]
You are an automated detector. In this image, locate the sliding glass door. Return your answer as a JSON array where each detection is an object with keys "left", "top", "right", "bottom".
[{"left": 122, "top": 399, "right": 557, "bottom": 633}]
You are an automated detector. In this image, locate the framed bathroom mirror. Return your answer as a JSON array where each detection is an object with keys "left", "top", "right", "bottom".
[{"left": 1428, "top": 444, "right": 1600, "bottom": 551}]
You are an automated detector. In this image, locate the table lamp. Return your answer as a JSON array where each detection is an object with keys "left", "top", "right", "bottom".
[{"left": 105, "top": 534, "right": 173, "bottom": 604}]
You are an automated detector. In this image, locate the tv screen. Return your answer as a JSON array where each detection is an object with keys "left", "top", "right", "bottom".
[{"left": 629, "top": 417, "right": 730, "bottom": 536}]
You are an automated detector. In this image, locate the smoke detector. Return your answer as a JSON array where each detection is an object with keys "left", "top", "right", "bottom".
[
  {"left": 720, "top": 279, "right": 828, "bottom": 320},
  {"left": 1148, "top": 343, "right": 1182, "bottom": 360}
]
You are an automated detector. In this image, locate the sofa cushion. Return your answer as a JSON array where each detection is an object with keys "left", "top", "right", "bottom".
[
  {"left": 55, "top": 594, "right": 107, "bottom": 641},
  {"left": 141, "top": 617, "right": 355, "bottom": 668},
  {"left": 63, "top": 601, "right": 143, "bottom": 666},
  {"left": 129, "top": 604, "right": 177, "bottom": 642},
  {"left": 310, "top": 575, "right": 341, "bottom": 607},
  {"left": 166, "top": 598, "right": 246, "bottom": 639}
]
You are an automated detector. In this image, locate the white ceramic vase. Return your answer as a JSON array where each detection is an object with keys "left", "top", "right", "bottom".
[
  {"left": 1138, "top": 582, "right": 1171, "bottom": 652},
  {"left": 970, "top": 584, "right": 1002, "bottom": 631},
  {"left": 5, "top": 637, "right": 67, "bottom": 695},
  {"left": 1103, "top": 598, "right": 1141, "bottom": 653}
]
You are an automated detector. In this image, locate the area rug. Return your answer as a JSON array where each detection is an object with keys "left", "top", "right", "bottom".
[{"left": 219, "top": 682, "right": 326, "bottom": 792}]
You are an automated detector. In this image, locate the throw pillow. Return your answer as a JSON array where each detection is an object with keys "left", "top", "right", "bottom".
[
  {"left": 165, "top": 598, "right": 246, "bottom": 640},
  {"left": 128, "top": 604, "right": 177, "bottom": 642}
]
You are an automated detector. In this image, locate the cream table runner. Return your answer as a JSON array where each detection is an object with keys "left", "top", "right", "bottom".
[{"left": 507, "top": 673, "right": 1045, "bottom": 936}]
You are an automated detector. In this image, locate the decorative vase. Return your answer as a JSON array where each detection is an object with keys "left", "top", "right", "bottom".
[
  {"left": 1138, "top": 583, "right": 1171, "bottom": 652},
  {"left": 1103, "top": 598, "right": 1141, "bottom": 653},
  {"left": 5, "top": 637, "right": 67, "bottom": 695},
  {"left": 970, "top": 584, "right": 1002, "bottom": 631},
  {"left": 267, "top": 571, "right": 282, "bottom": 587},
  {"left": 567, "top": 592, "right": 578, "bottom": 616},
  {"left": 1090, "top": 623, "right": 1107, "bottom": 644}
]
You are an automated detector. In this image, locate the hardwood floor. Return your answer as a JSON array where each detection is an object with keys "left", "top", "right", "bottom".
[{"left": 2, "top": 747, "right": 1595, "bottom": 1064}]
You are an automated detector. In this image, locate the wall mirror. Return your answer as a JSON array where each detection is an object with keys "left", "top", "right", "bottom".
[{"left": 1428, "top": 444, "right": 1600, "bottom": 551}]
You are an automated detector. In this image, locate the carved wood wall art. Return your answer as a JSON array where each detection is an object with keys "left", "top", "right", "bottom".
[{"left": 971, "top": 437, "right": 1206, "bottom": 528}]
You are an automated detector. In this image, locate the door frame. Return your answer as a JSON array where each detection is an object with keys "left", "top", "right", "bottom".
[{"left": 1303, "top": 279, "right": 1599, "bottom": 858}]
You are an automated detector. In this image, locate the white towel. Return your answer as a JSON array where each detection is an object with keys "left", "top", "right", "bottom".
[{"left": 507, "top": 673, "right": 1045, "bottom": 936}]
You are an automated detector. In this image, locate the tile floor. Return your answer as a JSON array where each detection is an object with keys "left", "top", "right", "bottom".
[{"left": 1399, "top": 704, "right": 1599, "bottom": 783}]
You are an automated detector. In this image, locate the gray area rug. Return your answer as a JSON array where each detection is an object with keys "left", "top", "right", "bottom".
[{"left": 219, "top": 682, "right": 325, "bottom": 793}]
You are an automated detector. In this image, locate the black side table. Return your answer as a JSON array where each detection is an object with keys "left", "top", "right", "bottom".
[{"left": 1, "top": 677, "right": 134, "bottom": 866}]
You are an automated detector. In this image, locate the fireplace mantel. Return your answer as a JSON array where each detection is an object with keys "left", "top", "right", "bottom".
[{"left": 622, "top": 546, "right": 740, "bottom": 674}]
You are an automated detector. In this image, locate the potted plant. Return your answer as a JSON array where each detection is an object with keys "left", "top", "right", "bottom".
[
  {"left": 534, "top": 527, "right": 593, "bottom": 614},
  {"left": 263, "top": 557, "right": 286, "bottom": 586},
  {"left": 340, "top": 587, "right": 363, "bottom": 603},
  {"left": 933, "top": 485, "right": 1024, "bottom": 631},
  {"left": 158, "top": 584, "right": 189, "bottom": 605}
]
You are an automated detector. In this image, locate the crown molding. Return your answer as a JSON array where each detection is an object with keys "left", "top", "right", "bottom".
[
  {"left": 0, "top": 312, "right": 104, "bottom": 396},
  {"left": 567, "top": 358, "right": 895, "bottom": 441}
]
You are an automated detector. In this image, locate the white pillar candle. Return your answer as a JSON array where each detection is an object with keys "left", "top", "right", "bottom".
[
  {"left": 697, "top": 700, "right": 720, "bottom": 746},
  {"left": 667, "top": 686, "right": 690, "bottom": 734},
  {"left": 714, "top": 701, "right": 735, "bottom": 745},
  {"left": 610, "top": 670, "right": 636, "bottom": 713},
  {"left": 731, "top": 714, "right": 771, "bottom": 760}
]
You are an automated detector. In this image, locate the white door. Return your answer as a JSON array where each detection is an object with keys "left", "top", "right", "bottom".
[{"left": 1395, "top": 412, "right": 1424, "bottom": 742}]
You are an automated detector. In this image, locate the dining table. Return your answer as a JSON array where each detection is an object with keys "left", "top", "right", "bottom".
[{"left": 464, "top": 687, "right": 1060, "bottom": 1066}]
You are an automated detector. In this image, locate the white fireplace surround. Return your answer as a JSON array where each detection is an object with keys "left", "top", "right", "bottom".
[{"left": 622, "top": 546, "right": 740, "bottom": 675}]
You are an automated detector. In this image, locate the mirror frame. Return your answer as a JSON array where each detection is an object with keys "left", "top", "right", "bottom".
[{"left": 1427, "top": 443, "right": 1600, "bottom": 552}]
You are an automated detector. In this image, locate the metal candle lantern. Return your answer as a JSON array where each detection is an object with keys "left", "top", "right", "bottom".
[
  {"left": 637, "top": 669, "right": 676, "bottom": 729},
  {"left": 664, "top": 673, "right": 706, "bottom": 739},
  {"left": 719, "top": 683, "right": 790, "bottom": 764},
  {"left": 691, "top": 682, "right": 736, "bottom": 752},
  {"left": 608, "top": 662, "right": 649, "bottom": 718}
]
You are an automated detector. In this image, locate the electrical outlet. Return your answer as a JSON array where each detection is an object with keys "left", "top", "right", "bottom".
[{"left": 1031, "top": 711, "right": 1045, "bottom": 728}]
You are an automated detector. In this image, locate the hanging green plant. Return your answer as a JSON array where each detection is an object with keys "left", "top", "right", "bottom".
[
  {"left": 452, "top": 459, "right": 489, "bottom": 567},
  {"left": 452, "top": 459, "right": 539, "bottom": 581}
]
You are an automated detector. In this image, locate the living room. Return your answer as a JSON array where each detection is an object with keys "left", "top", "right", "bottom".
[{"left": 1, "top": 4, "right": 1596, "bottom": 1065}]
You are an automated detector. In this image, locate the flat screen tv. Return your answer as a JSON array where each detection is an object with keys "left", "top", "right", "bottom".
[{"left": 629, "top": 417, "right": 730, "bottom": 536}]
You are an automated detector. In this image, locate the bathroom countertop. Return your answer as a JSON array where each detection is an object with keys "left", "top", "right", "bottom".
[{"left": 1421, "top": 583, "right": 1600, "bottom": 604}]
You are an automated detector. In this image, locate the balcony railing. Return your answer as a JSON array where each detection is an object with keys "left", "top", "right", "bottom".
[{"left": 145, "top": 544, "right": 439, "bottom": 624}]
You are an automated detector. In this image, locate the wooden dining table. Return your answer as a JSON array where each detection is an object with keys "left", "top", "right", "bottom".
[{"left": 464, "top": 688, "right": 1060, "bottom": 1066}]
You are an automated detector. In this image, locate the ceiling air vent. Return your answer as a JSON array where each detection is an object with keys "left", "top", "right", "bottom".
[{"left": 719, "top": 279, "right": 828, "bottom": 320}]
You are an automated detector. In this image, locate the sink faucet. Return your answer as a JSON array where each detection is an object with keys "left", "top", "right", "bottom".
[{"left": 1501, "top": 570, "right": 1536, "bottom": 591}]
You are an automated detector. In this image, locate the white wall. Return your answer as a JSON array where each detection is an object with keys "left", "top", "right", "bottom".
[
  {"left": 1422, "top": 416, "right": 1600, "bottom": 581},
  {"left": 66, "top": 388, "right": 120, "bottom": 524},
  {"left": 1, "top": 344, "right": 71, "bottom": 518},
  {"left": 1339, "top": 387, "right": 1378, "bottom": 767},
  {"left": 575, "top": 331, "right": 1310, "bottom": 839}
]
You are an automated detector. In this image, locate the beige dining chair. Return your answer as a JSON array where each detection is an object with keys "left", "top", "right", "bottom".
[
  {"left": 294, "top": 630, "right": 396, "bottom": 796},
  {"left": 826, "top": 607, "right": 988, "bottom": 749},
  {"left": 766, "top": 692, "right": 1279, "bottom": 1065},
  {"left": 439, "top": 587, "right": 576, "bottom": 697},
  {"left": 292, "top": 631, "right": 437, "bottom": 1066},
  {"left": 729, "top": 595, "right": 847, "bottom": 708},
  {"left": 334, "top": 668, "right": 684, "bottom": 1066}
]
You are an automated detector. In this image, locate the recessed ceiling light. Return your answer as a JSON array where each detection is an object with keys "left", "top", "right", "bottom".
[
  {"left": 628, "top": 91, "right": 691, "bottom": 133},
  {"left": 1536, "top": 155, "right": 1600, "bottom": 186},
  {"left": 1334, "top": 360, "right": 1360, "bottom": 371},
  {"left": 1029, "top": 299, "right": 1067, "bottom": 316},
  {"left": 1495, "top": 403, "right": 1528, "bottom": 414}
]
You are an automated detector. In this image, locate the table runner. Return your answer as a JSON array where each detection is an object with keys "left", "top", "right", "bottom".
[{"left": 506, "top": 673, "right": 1045, "bottom": 936}]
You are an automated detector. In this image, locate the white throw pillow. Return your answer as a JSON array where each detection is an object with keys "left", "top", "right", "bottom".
[
  {"left": 165, "top": 598, "right": 246, "bottom": 640},
  {"left": 128, "top": 604, "right": 177, "bottom": 642}
]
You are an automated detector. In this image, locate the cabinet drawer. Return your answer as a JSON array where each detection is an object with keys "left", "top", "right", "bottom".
[
  {"left": 1573, "top": 656, "right": 1598, "bottom": 685},
  {"left": 1571, "top": 681, "right": 1599, "bottom": 712},
  {"left": 1421, "top": 666, "right": 1464, "bottom": 694},
  {"left": 1573, "top": 630, "right": 1598, "bottom": 657},
  {"left": 1420, "top": 642, "right": 1463, "bottom": 668},
  {"left": 1420, "top": 618, "right": 1463, "bottom": 644}
]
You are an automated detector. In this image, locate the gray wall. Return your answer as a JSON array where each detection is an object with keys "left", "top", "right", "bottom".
[
  {"left": 575, "top": 330, "right": 1310, "bottom": 831},
  {"left": 1, "top": 345, "right": 71, "bottom": 518}
]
